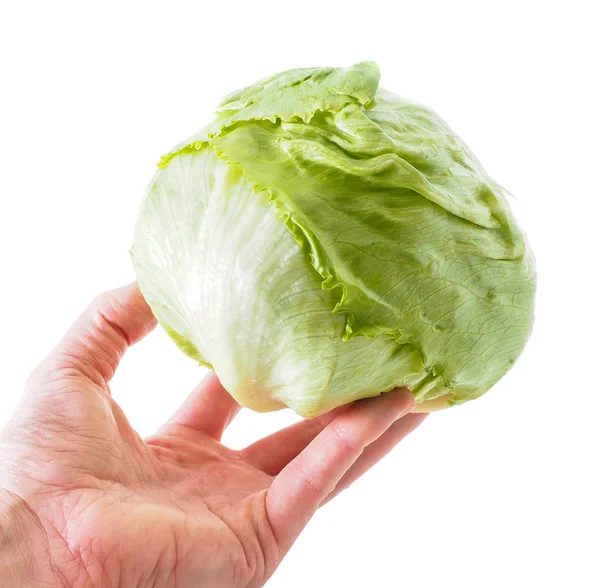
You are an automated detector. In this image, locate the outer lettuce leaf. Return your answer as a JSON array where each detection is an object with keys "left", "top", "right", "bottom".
[{"left": 133, "top": 147, "right": 434, "bottom": 416}]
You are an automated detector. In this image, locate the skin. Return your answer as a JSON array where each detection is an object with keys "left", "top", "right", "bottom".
[{"left": 0, "top": 283, "right": 427, "bottom": 587}]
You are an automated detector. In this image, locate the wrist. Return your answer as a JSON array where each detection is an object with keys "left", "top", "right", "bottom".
[{"left": 0, "top": 489, "right": 40, "bottom": 587}]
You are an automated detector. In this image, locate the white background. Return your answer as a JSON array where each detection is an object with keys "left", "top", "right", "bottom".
[{"left": 1, "top": 2, "right": 599, "bottom": 587}]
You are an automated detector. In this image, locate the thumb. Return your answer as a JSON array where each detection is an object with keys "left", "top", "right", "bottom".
[{"left": 39, "top": 282, "right": 157, "bottom": 389}]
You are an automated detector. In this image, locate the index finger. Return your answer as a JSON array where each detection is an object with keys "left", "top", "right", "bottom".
[{"left": 265, "top": 388, "right": 414, "bottom": 554}]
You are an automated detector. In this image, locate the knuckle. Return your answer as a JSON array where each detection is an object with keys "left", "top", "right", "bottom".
[
  {"left": 330, "top": 421, "right": 358, "bottom": 453},
  {"left": 300, "top": 472, "right": 322, "bottom": 495},
  {"left": 90, "top": 290, "right": 113, "bottom": 312}
]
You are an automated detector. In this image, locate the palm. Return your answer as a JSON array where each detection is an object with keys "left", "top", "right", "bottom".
[
  {"left": 141, "top": 429, "right": 274, "bottom": 586},
  {"left": 0, "top": 285, "right": 426, "bottom": 588}
]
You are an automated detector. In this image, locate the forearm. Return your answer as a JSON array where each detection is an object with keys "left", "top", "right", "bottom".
[{"left": 0, "top": 489, "right": 40, "bottom": 588}]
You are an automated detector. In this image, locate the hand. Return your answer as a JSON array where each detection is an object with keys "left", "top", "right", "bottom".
[{"left": 0, "top": 284, "right": 426, "bottom": 588}]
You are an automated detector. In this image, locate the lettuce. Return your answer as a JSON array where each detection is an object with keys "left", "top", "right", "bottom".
[{"left": 132, "top": 62, "right": 535, "bottom": 417}]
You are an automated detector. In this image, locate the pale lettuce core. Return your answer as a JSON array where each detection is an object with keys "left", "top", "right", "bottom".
[{"left": 132, "top": 62, "right": 535, "bottom": 418}]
